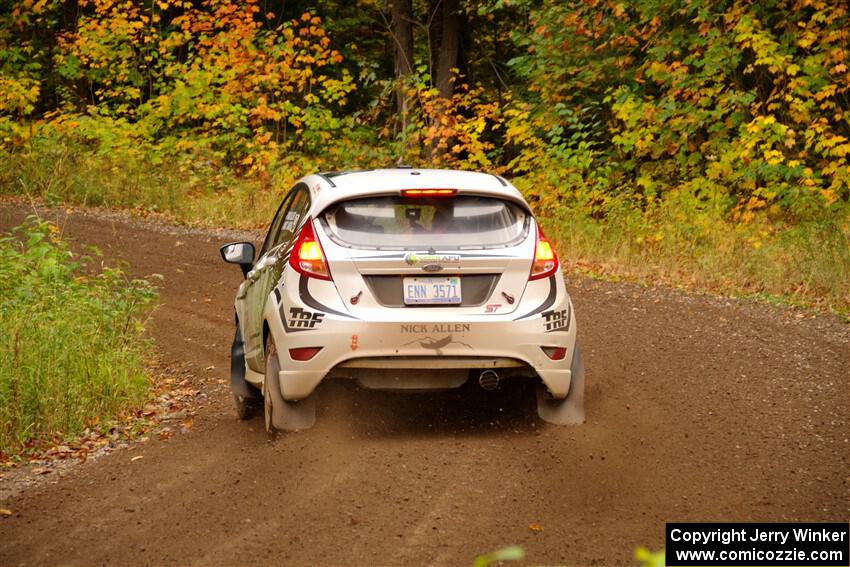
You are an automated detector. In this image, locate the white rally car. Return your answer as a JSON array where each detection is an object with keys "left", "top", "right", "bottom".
[{"left": 221, "top": 168, "right": 584, "bottom": 431}]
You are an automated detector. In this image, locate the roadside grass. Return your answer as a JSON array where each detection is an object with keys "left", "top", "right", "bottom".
[
  {"left": 0, "top": 136, "right": 281, "bottom": 229},
  {"left": 540, "top": 197, "right": 850, "bottom": 318},
  {"left": 0, "top": 216, "right": 158, "bottom": 456},
  {"left": 2, "top": 138, "right": 848, "bottom": 317}
]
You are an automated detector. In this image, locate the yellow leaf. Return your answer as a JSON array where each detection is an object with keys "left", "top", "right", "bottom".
[
  {"left": 821, "top": 189, "right": 838, "bottom": 204},
  {"left": 834, "top": 144, "right": 850, "bottom": 157},
  {"left": 814, "top": 85, "right": 837, "bottom": 101}
]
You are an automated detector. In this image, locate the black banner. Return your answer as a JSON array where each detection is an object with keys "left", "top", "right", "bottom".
[{"left": 666, "top": 523, "right": 849, "bottom": 566}]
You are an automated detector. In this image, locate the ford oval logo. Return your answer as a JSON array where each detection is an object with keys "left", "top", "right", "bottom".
[{"left": 422, "top": 263, "right": 443, "bottom": 273}]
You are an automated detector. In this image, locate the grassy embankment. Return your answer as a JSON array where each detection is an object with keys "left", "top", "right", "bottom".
[
  {"left": 3, "top": 137, "right": 847, "bottom": 317},
  {"left": 0, "top": 216, "right": 157, "bottom": 456}
]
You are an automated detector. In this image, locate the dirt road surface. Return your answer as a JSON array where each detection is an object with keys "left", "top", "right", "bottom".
[{"left": 1, "top": 205, "right": 848, "bottom": 566}]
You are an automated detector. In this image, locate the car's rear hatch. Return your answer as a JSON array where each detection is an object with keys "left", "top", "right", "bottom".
[{"left": 317, "top": 193, "right": 535, "bottom": 317}]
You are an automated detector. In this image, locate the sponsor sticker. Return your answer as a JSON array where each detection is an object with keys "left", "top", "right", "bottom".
[
  {"left": 542, "top": 309, "right": 568, "bottom": 332},
  {"left": 404, "top": 253, "right": 461, "bottom": 266},
  {"left": 399, "top": 334, "right": 472, "bottom": 350},
  {"left": 288, "top": 307, "right": 324, "bottom": 329},
  {"left": 400, "top": 323, "right": 470, "bottom": 334}
]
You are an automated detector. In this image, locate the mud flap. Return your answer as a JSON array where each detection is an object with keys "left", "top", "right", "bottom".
[
  {"left": 264, "top": 338, "right": 316, "bottom": 432},
  {"left": 231, "top": 327, "right": 260, "bottom": 399},
  {"left": 537, "top": 344, "right": 585, "bottom": 425}
]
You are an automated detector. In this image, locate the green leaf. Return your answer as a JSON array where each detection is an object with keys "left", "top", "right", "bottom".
[
  {"left": 634, "top": 547, "right": 666, "bottom": 567},
  {"left": 472, "top": 546, "right": 525, "bottom": 567}
]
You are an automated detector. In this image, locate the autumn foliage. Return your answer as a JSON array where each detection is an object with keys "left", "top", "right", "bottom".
[
  {"left": 0, "top": 0, "right": 848, "bottom": 309},
  {"left": 3, "top": 0, "right": 354, "bottom": 172}
]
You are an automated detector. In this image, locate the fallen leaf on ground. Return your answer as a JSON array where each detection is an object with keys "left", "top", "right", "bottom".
[
  {"left": 528, "top": 522, "right": 544, "bottom": 533},
  {"left": 0, "top": 508, "right": 12, "bottom": 517},
  {"left": 131, "top": 455, "right": 144, "bottom": 462},
  {"left": 32, "top": 467, "right": 50, "bottom": 475}
]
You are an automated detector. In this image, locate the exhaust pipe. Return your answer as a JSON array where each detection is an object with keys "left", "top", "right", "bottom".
[{"left": 478, "top": 370, "right": 500, "bottom": 391}]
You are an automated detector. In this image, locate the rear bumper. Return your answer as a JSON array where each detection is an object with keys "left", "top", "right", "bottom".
[{"left": 264, "top": 275, "right": 577, "bottom": 400}]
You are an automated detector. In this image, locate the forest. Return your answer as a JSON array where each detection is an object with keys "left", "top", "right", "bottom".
[{"left": 1, "top": 0, "right": 848, "bottom": 312}]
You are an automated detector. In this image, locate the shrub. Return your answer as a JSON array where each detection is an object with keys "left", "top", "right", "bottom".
[{"left": 0, "top": 217, "right": 157, "bottom": 455}]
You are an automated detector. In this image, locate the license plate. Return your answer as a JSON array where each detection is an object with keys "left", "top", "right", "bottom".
[{"left": 403, "top": 276, "right": 462, "bottom": 305}]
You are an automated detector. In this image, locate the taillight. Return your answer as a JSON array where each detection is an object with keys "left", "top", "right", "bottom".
[
  {"left": 541, "top": 346, "right": 567, "bottom": 360},
  {"left": 289, "top": 218, "right": 332, "bottom": 281},
  {"left": 530, "top": 224, "right": 559, "bottom": 280},
  {"left": 289, "top": 347, "right": 322, "bottom": 361},
  {"left": 400, "top": 189, "right": 457, "bottom": 197}
]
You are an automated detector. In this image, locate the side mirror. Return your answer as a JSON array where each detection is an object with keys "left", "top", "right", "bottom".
[{"left": 220, "top": 242, "right": 255, "bottom": 278}]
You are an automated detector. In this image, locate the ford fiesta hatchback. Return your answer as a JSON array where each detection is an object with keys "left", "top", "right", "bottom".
[{"left": 220, "top": 168, "right": 585, "bottom": 431}]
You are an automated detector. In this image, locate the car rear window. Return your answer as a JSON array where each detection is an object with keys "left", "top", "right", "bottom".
[{"left": 321, "top": 195, "right": 529, "bottom": 250}]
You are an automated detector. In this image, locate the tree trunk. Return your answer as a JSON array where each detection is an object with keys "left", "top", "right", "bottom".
[
  {"left": 435, "top": 0, "right": 461, "bottom": 100},
  {"left": 392, "top": 0, "right": 414, "bottom": 132}
]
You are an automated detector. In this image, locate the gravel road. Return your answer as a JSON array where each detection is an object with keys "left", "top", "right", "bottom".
[{"left": 1, "top": 205, "right": 847, "bottom": 566}]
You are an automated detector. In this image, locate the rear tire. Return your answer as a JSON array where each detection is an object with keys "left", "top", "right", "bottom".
[
  {"left": 537, "top": 344, "right": 585, "bottom": 425},
  {"left": 233, "top": 392, "right": 261, "bottom": 420},
  {"left": 230, "top": 325, "right": 261, "bottom": 420},
  {"left": 264, "top": 334, "right": 316, "bottom": 433}
]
